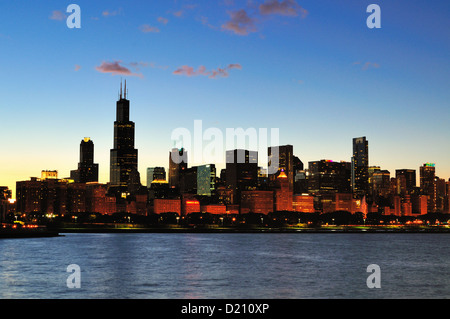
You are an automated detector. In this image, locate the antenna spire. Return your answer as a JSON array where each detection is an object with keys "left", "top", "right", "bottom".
[
  {"left": 124, "top": 79, "right": 127, "bottom": 99},
  {"left": 120, "top": 78, "right": 123, "bottom": 99}
]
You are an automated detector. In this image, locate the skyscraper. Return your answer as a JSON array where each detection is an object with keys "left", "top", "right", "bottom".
[
  {"left": 110, "top": 80, "right": 139, "bottom": 190},
  {"left": 274, "top": 170, "right": 293, "bottom": 211},
  {"left": 147, "top": 167, "right": 166, "bottom": 187},
  {"left": 351, "top": 136, "right": 369, "bottom": 197},
  {"left": 308, "top": 160, "right": 351, "bottom": 195},
  {"left": 71, "top": 137, "right": 99, "bottom": 183},
  {"left": 268, "top": 145, "right": 294, "bottom": 191},
  {"left": 420, "top": 163, "right": 436, "bottom": 213},
  {"left": 395, "top": 169, "right": 416, "bottom": 195},
  {"left": 169, "top": 148, "right": 187, "bottom": 189},
  {"left": 197, "top": 164, "right": 216, "bottom": 197},
  {"left": 226, "top": 149, "right": 258, "bottom": 204}
]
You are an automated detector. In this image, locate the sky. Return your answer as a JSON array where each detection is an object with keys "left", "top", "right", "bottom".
[{"left": 0, "top": 0, "right": 449, "bottom": 198}]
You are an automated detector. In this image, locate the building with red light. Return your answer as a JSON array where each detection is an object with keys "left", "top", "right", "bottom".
[
  {"left": 201, "top": 204, "right": 227, "bottom": 215},
  {"left": 153, "top": 198, "right": 181, "bottom": 215},
  {"left": 183, "top": 199, "right": 200, "bottom": 215}
]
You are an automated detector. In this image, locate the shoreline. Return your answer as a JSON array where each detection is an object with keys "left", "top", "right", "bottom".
[
  {"left": 1, "top": 225, "right": 450, "bottom": 238},
  {"left": 55, "top": 225, "right": 450, "bottom": 234}
]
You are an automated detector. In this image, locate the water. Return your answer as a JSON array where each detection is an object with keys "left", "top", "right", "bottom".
[{"left": 0, "top": 233, "right": 449, "bottom": 299}]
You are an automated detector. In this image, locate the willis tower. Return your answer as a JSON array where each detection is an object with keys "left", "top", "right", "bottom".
[{"left": 109, "top": 80, "right": 139, "bottom": 194}]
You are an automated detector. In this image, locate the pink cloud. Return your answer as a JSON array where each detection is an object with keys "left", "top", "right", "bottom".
[
  {"left": 74, "top": 65, "right": 81, "bottom": 71},
  {"left": 95, "top": 61, "right": 143, "bottom": 77},
  {"left": 173, "top": 65, "right": 197, "bottom": 76},
  {"left": 173, "top": 10, "right": 183, "bottom": 17},
  {"left": 259, "top": 0, "right": 308, "bottom": 18},
  {"left": 354, "top": 61, "right": 380, "bottom": 70},
  {"left": 173, "top": 64, "right": 242, "bottom": 79},
  {"left": 49, "top": 10, "right": 66, "bottom": 21},
  {"left": 140, "top": 24, "right": 160, "bottom": 33},
  {"left": 362, "top": 62, "right": 380, "bottom": 70},
  {"left": 102, "top": 9, "right": 121, "bottom": 17},
  {"left": 221, "top": 9, "right": 257, "bottom": 36},
  {"left": 157, "top": 17, "right": 169, "bottom": 25}
]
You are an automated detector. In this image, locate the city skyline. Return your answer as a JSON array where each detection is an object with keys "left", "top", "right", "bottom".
[{"left": 1, "top": 0, "right": 449, "bottom": 197}]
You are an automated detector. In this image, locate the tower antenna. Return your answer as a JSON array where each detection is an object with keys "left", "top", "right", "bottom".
[{"left": 120, "top": 78, "right": 123, "bottom": 99}]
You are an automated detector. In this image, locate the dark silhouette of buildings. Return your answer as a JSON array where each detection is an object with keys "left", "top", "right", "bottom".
[
  {"left": 352, "top": 136, "right": 369, "bottom": 197},
  {"left": 110, "top": 80, "right": 139, "bottom": 192},
  {"left": 0, "top": 187, "right": 12, "bottom": 223},
  {"left": 308, "top": 160, "right": 351, "bottom": 195},
  {"left": 395, "top": 169, "right": 416, "bottom": 196},
  {"left": 225, "top": 149, "right": 258, "bottom": 204},
  {"left": 268, "top": 145, "right": 294, "bottom": 191},
  {"left": 70, "top": 138, "right": 99, "bottom": 183},
  {"left": 420, "top": 163, "right": 436, "bottom": 213},
  {"left": 147, "top": 167, "right": 166, "bottom": 187},
  {"left": 9, "top": 83, "right": 450, "bottom": 221},
  {"left": 169, "top": 148, "right": 187, "bottom": 189}
]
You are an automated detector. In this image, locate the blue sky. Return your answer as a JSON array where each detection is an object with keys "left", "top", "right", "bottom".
[{"left": 0, "top": 0, "right": 449, "bottom": 196}]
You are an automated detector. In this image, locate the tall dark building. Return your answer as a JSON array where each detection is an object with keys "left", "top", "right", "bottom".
[
  {"left": 169, "top": 148, "right": 187, "bottom": 189},
  {"left": 268, "top": 145, "right": 294, "bottom": 191},
  {"left": 420, "top": 163, "right": 436, "bottom": 213},
  {"left": 226, "top": 149, "right": 258, "bottom": 204},
  {"left": 147, "top": 167, "right": 166, "bottom": 187},
  {"left": 351, "top": 136, "right": 369, "bottom": 197},
  {"left": 70, "top": 138, "right": 99, "bottom": 183},
  {"left": 395, "top": 169, "right": 416, "bottom": 195},
  {"left": 308, "top": 160, "right": 351, "bottom": 195},
  {"left": 110, "top": 81, "right": 139, "bottom": 190}
]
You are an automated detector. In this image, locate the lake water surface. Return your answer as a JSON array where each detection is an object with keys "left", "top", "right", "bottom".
[{"left": 0, "top": 233, "right": 449, "bottom": 299}]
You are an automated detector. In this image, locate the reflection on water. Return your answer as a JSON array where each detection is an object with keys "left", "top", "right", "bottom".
[{"left": 0, "top": 233, "right": 449, "bottom": 298}]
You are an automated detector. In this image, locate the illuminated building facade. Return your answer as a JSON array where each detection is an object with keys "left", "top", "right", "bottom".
[
  {"left": 41, "top": 170, "right": 58, "bottom": 180},
  {"left": 274, "top": 170, "right": 293, "bottom": 211},
  {"left": 240, "top": 190, "right": 274, "bottom": 215},
  {"left": 196, "top": 164, "right": 216, "bottom": 196},
  {"left": 16, "top": 177, "right": 89, "bottom": 214},
  {"left": 292, "top": 194, "right": 315, "bottom": 213},
  {"left": 153, "top": 198, "right": 181, "bottom": 215}
]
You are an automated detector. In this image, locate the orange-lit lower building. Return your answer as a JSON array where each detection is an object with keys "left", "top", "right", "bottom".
[
  {"left": 226, "top": 204, "right": 240, "bottom": 214},
  {"left": 293, "top": 194, "right": 315, "bottom": 213},
  {"left": 183, "top": 199, "right": 201, "bottom": 215},
  {"left": 412, "top": 194, "right": 428, "bottom": 215},
  {"left": 153, "top": 198, "right": 181, "bottom": 215},
  {"left": 201, "top": 204, "right": 227, "bottom": 215},
  {"left": 240, "top": 190, "right": 273, "bottom": 215},
  {"left": 320, "top": 193, "right": 370, "bottom": 215}
]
